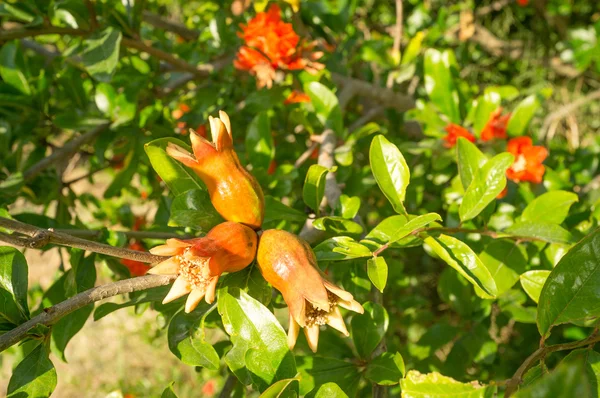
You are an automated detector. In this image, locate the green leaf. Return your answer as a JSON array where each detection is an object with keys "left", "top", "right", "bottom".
[
  {"left": 424, "top": 234, "right": 498, "bottom": 298},
  {"left": 479, "top": 240, "right": 527, "bottom": 296},
  {"left": 520, "top": 270, "right": 551, "bottom": 304},
  {"left": 314, "top": 382, "right": 349, "bottom": 397},
  {"left": 363, "top": 215, "right": 422, "bottom": 248},
  {"left": 520, "top": 191, "right": 579, "bottom": 225},
  {"left": 507, "top": 94, "right": 542, "bottom": 137},
  {"left": 561, "top": 349, "right": 600, "bottom": 397},
  {"left": 365, "top": 352, "right": 405, "bottom": 385},
  {"left": 367, "top": 257, "right": 388, "bottom": 293},
  {"left": 351, "top": 302, "right": 388, "bottom": 358},
  {"left": 313, "top": 237, "right": 372, "bottom": 262},
  {"left": 7, "top": 344, "right": 57, "bottom": 398},
  {"left": 456, "top": 137, "right": 487, "bottom": 190},
  {"left": 471, "top": 91, "right": 501, "bottom": 136},
  {"left": 387, "top": 213, "right": 441, "bottom": 245},
  {"left": 339, "top": 195, "right": 360, "bottom": 219},
  {"left": 459, "top": 153, "right": 513, "bottom": 222},
  {"left": 303, "top": 164, "right": 331, "bottom": 214},
  {"left": 168, "top": 305, "right": 219, "bottom": 369},
  {"left": 424, "top": 49, "right": 461, "bottom": 123},
  {"left": 514, "top": 356, "right": 592, "bottom": 398},
  {"left": 259, "top": 374, "right": 301, "bottom": 398},
  {"left": 400, "top": 370, "right": 496, "bottom": 398},
  {"left": 80, "top": 27, "right": 122, "bottom": 82},
  {"left": 537, "top": 229, "right": 600, "bottom": 337},
  {"left": 246, "top": 112, "right": 274, "bottom": 170},
  {"left": 0, "top": 41, "right": 31, "bottom": 95},
  {"left": 218, "top": 287, "right": 296, "bottom": 391},
  {"left": 506, "top": 221, "right": 573, "bottom": 244},
  {"left": 161, "top": 382, "right": 179, "bottom": 398},
  {"left": 94, "top": 285, "right": 171, "bottom": 320},
  {"left": 263, "top": 196, "right": 307, "bottom": 225},
  {"left": 304, "top": 82, "right": 343, "bottom": 134},
  {"left": 297, "top": 356, "right": 361, "bottom": 397},
  {"left": 312, "top": 216, "right": 363, "bottom": 237},
  {"left": 370, "top": 135, "right": 410, "bottom": 215},
  {"left": 0, "top": 246, "right": 29, "bottom": 325},
  {"left": 145, "top": 137, "right": 205, "bottom": 196},
  {"left": 169, "top": 189, "right": 223, "bottom": 231}
]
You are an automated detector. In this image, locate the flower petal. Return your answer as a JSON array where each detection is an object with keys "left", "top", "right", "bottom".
[
  {"left": 204, "top": 277, "right": 219, "bottom": 304},
  {"left": 185, "top": 287, "right": 207, "bottom": 313},
  {"left": 287, "top": 315, "right": 300, "bottom": 350},
  {"left": 324, "top": 281, "right": 354, "bottom": 302},
  {"left": 337, "top": 298, "right": 364, "bottom": 314},
  {"left": 304, "top": 324, "right": 320, "bottom": 353},
  {"left": 166, "top": 143, "right": 199, "bottom": 168},
  {"left": 149, "top": 244, "right": 181, "bottom": 256},
  {"left": 209, "top": 116, "right": 233, "bottom": 151},
  {"left": 218, "top": 110, "right": 232, "bottom": 139},
  {"left": 147, "top": 256, "right": 180, "bottom": 275},
  {"left": 190, "top": 129, "right": 216, "bottom": 160},
  {"left": 326, "top": 306, "right": 349, "bottom": 336},
  {"left": 163, "top": 275, "right": 192, "bottom": 304}
]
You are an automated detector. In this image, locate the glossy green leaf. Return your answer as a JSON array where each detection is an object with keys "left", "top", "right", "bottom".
[
  {"left": 351, "top": 301, "right": 388, "bottom": 358},
  {"left": 145, "top": 138, "right": 205, "bottom": 196},
  {"left": 0, "top": 41, "right": 31, "bottom": 95},
  {"left": 456, "top": 137, "right": 487, "bottom": 190},
  {"left": 304, "top": 82, "right": 343, "bottom": 134},
  {"left": 506, "top": 221, "right": 572, "bottom": 244},
  {"left": 561, "top": 349, "right": 600, "bottom": 397},
  {"left": 520, "top": 191, "right": 579, "bottom": 225},
  {"left": 263, "top": 196, "right": 307, "bottom": 225},
  {"left": 80, "top": 27, "right": 122, "bottom": 82},
  {"left": 370, "top": 135, "right": 410, "bottom": 215},
  {"left": 363, "top": 215, "right": 422, "bottom": 248},
  {"left": 520, "top": 270, "right": 551, "bottom": 304},
  {"left": 297, "top": 356, "right": 361, "bottom": 397},
  {"left": 365, "top": 352, "right": 405, "bottom": 385},
  {"left": 312, "top": 216, "right": 363, "bottom": 237},
  {"left": 168, "top": 304, "right": 219, "bottom": 369},
  {"left": 424, "top": 49, "right": 461, "bottom": 123},
  {"left": 400, "top": 370, "right": 496, "bottom": 398},
  {"left": 471, "top": 91, "right": 501, "bottom": 136},
  {"left": 367, "top": 257, "right": 388, "bottom": 292},
  {"left": 537, "top": 229, "right": 600, "bottom": 337},
  {"left": 387, "top": 213, "right": 441, "bottom": 245},
  {"left": 0, "top": 246, "right": 29, "bottom": 325},
  {"left": 259, "top": 374, "right": 301, "bottom": 398},
  {"left": 315, "top": 382, "right": 349, "bottom": 397},
  {"left": 313, "top": 237, "right": 372, "bottom": 262},
  {"left": 246, "top": 112, "right": 274, "bottom": 170},
  {"left": 218, "top": 287, "right": 296, "bottom": 391},
  {"left": 303, "top": 164, "right": 330, "bottom": 214},
  {"left": 169, "top": 189, "right": 223, "bottom": 231},
  {"left": 339, "top": 195, "right": 361, "bottom": 219},
  {"left": 7, "top": 344, "right": 57, "bottom": 398},
  {"left": 506, "top": 94, "right": 542, "bottom": 137},
  {"left": 425, "top": 234, "right": 498, "bottom": 298},
  {"left": 514, "top": 357, "right": 592, "bottom": 398},
  {"left": 161, "top": 382, "right": 179, "bottom": 398},
  {"left": 459, "top": 153, "right": 513, "bottom": 222},
  {"left": 479, "top": 240, "right": 527, "bottom": 296}
]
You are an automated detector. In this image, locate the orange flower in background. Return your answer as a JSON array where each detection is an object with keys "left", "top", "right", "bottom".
[
  {"left": 172, "top": 103, "right": 190, "bottom": 120},
  {"left": 284, "top": 90, "right": 311, "bottom": 105},
  {"left": 443, "top": 124, "right": 475, "bottom": 148},
  {"left": 517, "top": 0, "right": 529, "bottom": 6},
  {"left": 506, "top": 136, "right": 548, "bottom": 183},
  {"left": 166, "top": 111, "right": 265, "bottom": 229},
  {"left": 121, "top": 242, "right": 151, "bottom": 277},
  {"left": 256, "top": 229, "right": 363, "bottom": 352},
  {"left": 234, "top": 4, "right": 324, "bottom": 88},
  {"left": 480, "top": 108, "right": 511, "bottom": 141},
  {"left": 149, "top": 222, "right": 257, "bottom": 312}
]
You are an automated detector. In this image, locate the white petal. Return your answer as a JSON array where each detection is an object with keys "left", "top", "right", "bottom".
[
  {"left": 337, "top": 298, "right": 364, "bottom": 314},
  {"left": 324, "top": 281, "right": 354, "bottom": 302},
  {"left": 204, "top": 277, "right": 219, "bottom": 304},
  {"left": 326, "top": 306, "right": 349, "bottom": 336},
  {"left": 184, "top": 288, "right": 206, "bottom": 313},
  {"left": 165, "top": 238, "right": 192, "bottom": 248},
  {"left": 162, "top": 276, "right": 191, "bottom": 304},
  {"left": 149, "top": 245, "right": 180, "bottom": 256},
  {"left": 147, "top": 257, "right": 180, "bottom": 275},
  {"left": 218, "top": 110, "right": 232, "bottom": 138},
  {"left": 287, "top": 315, "right": 300, "bottom": 350},
  {"left": 304, "top": 325, "right": 320, "bottom": 353}
]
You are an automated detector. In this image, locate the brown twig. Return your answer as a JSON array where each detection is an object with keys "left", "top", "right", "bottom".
[
  {"left": 504, "top": 330, "right": 600, "bottom": 396},
  {"left": 0, "top": 274, "right": 176, "bottom": 352},
  {"left": 541, "top": 89, "right": 600, "bottom": 138},
  {"left": 294, "top": 141, "right": 319, "bottom": 168},
  {"left": 84, "top": 0, "right": 99, "bottom": 30},
  {"left": 142, "top": 10, "right": 199, "bottom": 41},
  {"left": 331, "top": 73, "right": 415, "bottom": 112},
  {"left": 0, "top": 27, "right": 86, "bottom": 42},
  {"left": 0, "top": 217, "right": 166, "bottom": 263},
  {"left": 56, "top": 228, "right": 189, "bottom": 240}
]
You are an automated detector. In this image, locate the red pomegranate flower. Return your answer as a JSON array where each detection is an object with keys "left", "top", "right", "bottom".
[
  {"left": 443, "top": 124, "right": 475, "bottom": 148},
  {"left": 121, "top": 242, "right": 151, "bottom": 277},
  {"left": 480, "top": 108, "right": 511, "bottom": 141},
  {"left": 284, "top": 91, "right": 311, "bottom": 105},
  {"left": 505, "top": 136, "right": 548, "bottom": 183}
]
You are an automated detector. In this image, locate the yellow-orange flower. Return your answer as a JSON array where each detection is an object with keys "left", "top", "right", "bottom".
[
  {"left": 505, "top": 136, "right": 548, "bottom": 183},
  {"left": 165, "top": 111, "right": 265, "bottom": 230},
  {"left": 149, "top": 222, "right": 257, "bottom": 312},
  {"left": 234, "top": 4, "right": 324, "bottom": 88},
  {"left": 256, "top": 229, "right": 363, "bottom": 352}
]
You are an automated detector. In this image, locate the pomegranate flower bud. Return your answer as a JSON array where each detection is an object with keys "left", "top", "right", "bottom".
[
  {"left": 165, "top": 111, "right": 265, "bottom": 230},
  {"left": 149, "top": 222, "right": 257, "bottom": 313},
  {"left": 256, "top": 229, "right": 363, "bottom": 353}
]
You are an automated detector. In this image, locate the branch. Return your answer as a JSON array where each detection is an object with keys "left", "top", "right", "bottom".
[
  {"left": 0, "top": 217, "right": 166, "bottom": 263},
  {"left": 331, "top": 73, "right": 415, "bottom": 112},
  {"left": 541, "top": 89, "right": 600, "bottom": 136},
  {"left": 0, "top": 27, "right": 86, "bottom": 42},
  {"left": 142, "top": 10, "right": 199, "bottom": 41},
  {"left": 504, "top": 330, "right": 600, "bottom": 397},
  {"left": 56, "top": 228, "right": 190, "bottom": 240},
  {"left": 0, "top": 274, "right": 176, "bottom": 352}
]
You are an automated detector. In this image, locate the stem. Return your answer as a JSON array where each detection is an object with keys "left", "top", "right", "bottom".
[
  {"left": 56, "top": 228, "right": 189, "bottom": 240},
  {"left": 0, "top": 27, "right": 86, "bottom": 42},
  {"left": 0, "top": 217, "right": 166, "bottom": 263},
  {"left": 218, "top": 375, "right": 238, "bottom": 398},
  {"left": 142, "top": 10, "right": 199, "bottom": 41},
  {"left": 0, "top": 274, "right": 176, "bottom": 352},
  {"left": 504, "top": 330, "right": 600, "bottom": 397}
]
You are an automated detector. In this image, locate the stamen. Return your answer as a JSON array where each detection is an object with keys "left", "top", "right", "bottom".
[
  {"left": 176, "top": 248, "right": 211, "bottom": 289},
  {"left": 305, "top": 292, "right": 339, "bottom": 327}
]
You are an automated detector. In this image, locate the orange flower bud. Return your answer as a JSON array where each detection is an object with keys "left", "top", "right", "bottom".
[
  {"left": 256, "top": 229, "right": 363, "bottom": 352},
  {"left": 166, "top": 111, "right": 265, "bottom": 230},
  {"left": 149, "top": 221, "right": 257, "bottom": 313}
]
